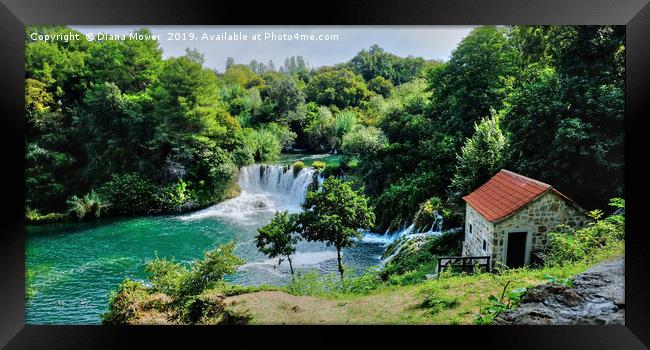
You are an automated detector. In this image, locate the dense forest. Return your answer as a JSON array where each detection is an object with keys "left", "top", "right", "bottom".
[{"left": 25, "top": 25, "right": 624, "bottom": 232}]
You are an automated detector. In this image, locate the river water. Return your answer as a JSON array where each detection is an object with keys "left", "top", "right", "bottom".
[{"left": 25, "top": 162, "right": 391, "bottom": 324}]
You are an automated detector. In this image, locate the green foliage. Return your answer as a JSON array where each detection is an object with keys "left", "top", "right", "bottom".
[
  {"left": 412, "top": 197, "right": 453, "bottom": 231},
  {"left": 304, "top": 106, "right": 336, "bottom": 152},
  {"left": 428, "top": 26, "right": 517, "bottom": 144},
  {"left": 305, "top": 67, "right": 370, "bottom": 108},
  {"left": 298, "top": 178, "right": 375, "bottom": 276},
  {"left": 101, "top": 279, "right": 150, "bottom": 325},
  {"left": 475, "top": 281, "right": 527, "bottom": 324},
  {"left": 419, "top": 291, "right": 460, "bottom": 315},
  {"left": 380, "top": 229, "right": 463, "bottom": 281},
  {"left": 97, "top": 173, "right": 157, "bottom": 215},
  {"left": 292, "top": 161, "right": 305, "bottom": 176},
  {"left": 341, "top": 125, "right": 387, "bottom": 157},
  {"left": 367, "top": 76, "right": 394, "bottom": 97},
  {"left": 155, "top": 179, "right": 195, "bottom": 212},
  {"left": 502, "top": 26, "right": 624, "bottom": 207},
  {"left": 242, "top": 128, "right": 282, "bottom": 162},
  {"left": 149, "top": 242, "right": 243, "bottom": 299},
  {"left": 25, "top": 207, "right": 67, "bottom": 225},
  {"left": 349, "top": 45, "right": 428, "bottom": 85},
  {"left": 259, "top": 77, "right": 306, "bottom": 125},
  {"left": 256, "top": 211, "right": 300, "bottom": 275},
  {"left": 449, "top": 113, "right": 508, "bottom": 199},
  {"left": 263, "top": 122, "right": 297, "bottom": 148},
  {"left": 545, "top": 199, "right": 624, "bottom": 266},
  {"left": 542, "top": 274, "right": 573, "bottom": 287},
  {"left": 66, "top": 190, "right": 110, "bottom": 220},
  {"left": 286, "top": 267, "right": 382, "bottom": 297},
  {"left": 311, "top": 160, "right": 327, "bottom": 172}
]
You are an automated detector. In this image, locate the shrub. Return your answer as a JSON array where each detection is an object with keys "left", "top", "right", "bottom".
[
  {"left": 101, "top": 279, "right": 149, "bottom": 325},
  {"left": 155, "top": 179, "right": 196, "bottom": 213},
  {"left": 311, "top": 160, "right": 326, "bottom": 171},
  {"left": 475, "top": 281, "right": 526, "bottom": 324},
  {"left": 286, "top": 267, "right": 382, "bottom": 297},
  {"left": 25, "top": 207, "right": 67, "bottom": 224},
  {"left": 380, "top": 229, "right": 463, "bottom": 281},
  {"left": 105, "top": 242, "right": 245, "bottom": 324},
  {"left": 242, "top": 128, "right": 282, "bottom": 161},
  {"left": 145, "top": 242, "right": 245, "bottom": 302},
  {"left": 341, "top": 125, "right": 387, "bottom": 157},
  {"left": 97, "top": 173, "right": 157, "bottom": 215},
  {"left": 292, "top": 161, "right": 305, "bottom": 176},
  {"left": 412, "top": 197, "right": 452, "bottom": 231},
  {"left": 367, "top": 76, "right": 394, "bottom": 97},
  {"left": 66, "top": 190, "right": 110, "bottom": 220},
  {"left": 545, "top": 198, "right": 624, "bottom": 266}
]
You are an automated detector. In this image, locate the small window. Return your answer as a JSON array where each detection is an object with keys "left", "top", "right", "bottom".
[
  {"left": 469, "top": 224, "right": 473, "bottom": 233},
  {"left": 483, "top": 239, "right": 487, "bottom": 251}
]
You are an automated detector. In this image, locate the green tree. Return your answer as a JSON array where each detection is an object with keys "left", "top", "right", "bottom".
[
  {"left": 366, "top": 76, "right": 394, "bottom": 97},
  {"left": 256, "top": 211, "right": 300, "bottom": 275},
  {"left": 341, "top": 125, "right": 387, "bottom": 157},
  {"left": 260, "top": 77, "right": 306, "bottom": 125},
  {"left": 305, "top": 67, "right": 369, "bottom": 108},
  {"left": 428, "top": 26, "right": 517, "bottom": 144},
  {"left": 449, "top": 113, "right": 508, "bottom": 199},
  {"left": 297, "top": 178, "right": 375, "bottom": 277},
  {"left": 349, "top": 45, "right": 396, "bottom": 82},
  {"left": 503, "top": 26, "right": 624, "bottom": 207},
  {"left": 304, "top": 106, "right": 336, "bottom": 152}
]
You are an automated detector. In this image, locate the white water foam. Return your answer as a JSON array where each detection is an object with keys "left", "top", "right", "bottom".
[
  {"left": 178, "top": 164, "right": 316, "bottom": 224},
  {"left": 238, "top": 250, "right": 338, "bottom": 274}
]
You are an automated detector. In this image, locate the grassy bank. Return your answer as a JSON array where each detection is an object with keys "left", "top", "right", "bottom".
[{"left": 122, "top": 240, "right": 622, "bottom": 325}]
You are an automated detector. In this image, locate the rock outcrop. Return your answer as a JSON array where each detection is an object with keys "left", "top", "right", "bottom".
[{"left": 493, "top": 257, "right": 624, "bottom": 325}]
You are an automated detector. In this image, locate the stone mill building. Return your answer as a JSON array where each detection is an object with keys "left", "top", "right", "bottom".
[{"left": 462, "top": 169, "right": 588, "bottom": 269}]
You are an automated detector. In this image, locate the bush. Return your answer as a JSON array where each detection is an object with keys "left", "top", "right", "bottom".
[
  {"left": 341, "top": 125, "right": 387, "bottom": 157},
  {"left": 101, "top": 279, "right": 149, "bottom": 325},
  {"left": 304, "top": 107, "right": 336, "bottom": 152},
  {"left": 155, "top": 179, "right": 196, "bottom": 213},
  {"left": 25, "top": 207, "right": 67, "bottom": 224},
  {"left": 311, "top": 160, "right": 326, "bottom": 171},
  {"left": 412, "top": 197, "right": 452, "bottom": 231},
  {"left": 380, "top": 229, "right": 463, "bottom": 281},
  {"left": 66, "top": 190, "right": 110, "bottom": 220},
  {"left": 105, "top": 242, "right": 245, "bottom": 324},
  {"left": 242, "top": 127, "right": 282, "bottom": 161},
  {"left": 97, "top": 173, "right": 157, "bottom": 215},
  {"left": 292, "top": 161, "right": 305, "bottom": 176},
  {"left": 545, "top": 198, "right": 624, "bottom": 266},
  {"left": 367, "top": 76, "right": 394, "bottom": 97},
  {"left": 286, "top": 267, "right": 382, "bottom": 297},
  {"left": 146, "top": 241, "right": 245, "bottom": 300}
]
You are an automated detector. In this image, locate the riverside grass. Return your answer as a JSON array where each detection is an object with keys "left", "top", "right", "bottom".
[{"left": 125, "top": 239, "right": 622, "bottom": 325}]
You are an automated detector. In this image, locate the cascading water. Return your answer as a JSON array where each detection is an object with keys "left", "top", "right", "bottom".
[{"left": 179, "top": 164, "right": 317, "bottom": 223}]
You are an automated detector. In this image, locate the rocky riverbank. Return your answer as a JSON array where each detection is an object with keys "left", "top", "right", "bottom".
[{"left": 494, "top": 257, "right": 624, "bottom": 325}]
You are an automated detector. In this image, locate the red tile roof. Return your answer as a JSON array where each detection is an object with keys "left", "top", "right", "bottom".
[{"left": 462, "top": 169, "right": 581, "bottom": 222}]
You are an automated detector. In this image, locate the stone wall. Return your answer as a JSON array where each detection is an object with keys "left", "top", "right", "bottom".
[
  {"left": 491, "top": 191, "right": 588, "bottom": 266},
  {"left": 462, "top": 205, "right": 494, "bottom": 257}
]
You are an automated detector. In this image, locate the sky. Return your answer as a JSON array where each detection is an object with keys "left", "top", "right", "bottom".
[{"left": 71, "top": 26, "right": 475, "bottom": 72}]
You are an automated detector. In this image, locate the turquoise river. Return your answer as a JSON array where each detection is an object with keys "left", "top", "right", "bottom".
[{"left": 26, "top": 159, "right": 396, "bottom": 324}]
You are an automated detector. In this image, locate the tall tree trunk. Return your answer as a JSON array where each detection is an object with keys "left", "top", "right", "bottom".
[
  {"left": 287, "top": 255, "right": 294, "bottom": 276},
  {"left": 336, "top": 247, "right": 344, "bottom": 280}
]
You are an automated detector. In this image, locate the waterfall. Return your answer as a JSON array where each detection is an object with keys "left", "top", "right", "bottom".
[
  {"left": 361, "top": 213, "right": 445, "bottom": 246},
  {"left": 238, "top": 164, "right": 316, "bottom": 203},
  {"left": 179, "top": 164, "right": 316, "bottom": 223}
]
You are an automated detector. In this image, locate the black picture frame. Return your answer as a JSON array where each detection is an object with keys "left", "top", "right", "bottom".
[{"left": 1, "top": 0, "right": 649, "bottom": 348}]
